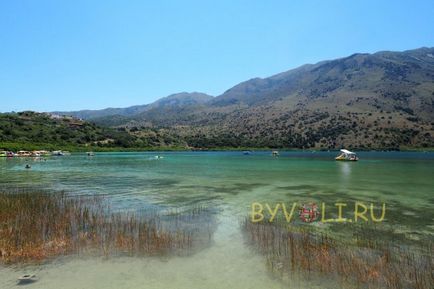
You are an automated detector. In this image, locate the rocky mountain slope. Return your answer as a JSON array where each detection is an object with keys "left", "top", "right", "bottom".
[{"left": 57, "top": 47, "right": 434, "bottom": 149}]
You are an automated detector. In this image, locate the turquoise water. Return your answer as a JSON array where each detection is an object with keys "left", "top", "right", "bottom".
[{"left": 0, "top": 151, "right": 433, "bottom": 288}]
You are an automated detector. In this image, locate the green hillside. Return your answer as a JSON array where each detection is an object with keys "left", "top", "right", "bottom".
[{"left": 0, "top": 111, "right": 137, "bottom": 151}]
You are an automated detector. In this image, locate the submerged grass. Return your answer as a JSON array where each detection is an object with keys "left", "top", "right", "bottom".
[
  {"left": 242, "top": 218, "right": 433, "bottom": 289},
  {"left": 0, "top": 189, "right": 214, "bottom": 264}
]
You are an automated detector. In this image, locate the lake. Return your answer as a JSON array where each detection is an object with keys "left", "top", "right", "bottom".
[{"left": 1, "top": 151, "right": 433, "bottom": 289}]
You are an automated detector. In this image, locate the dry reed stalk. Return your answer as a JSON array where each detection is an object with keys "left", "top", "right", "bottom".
[
  {"left": 242, "top": 218, "right": 433, "bottom": 289},
  {"left": 0, "top": 190, "right": 213, "bottom": 264}
]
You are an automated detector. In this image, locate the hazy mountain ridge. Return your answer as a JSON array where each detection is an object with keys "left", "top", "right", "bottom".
[
  {"left": 53, "top": 92, "right": 214, "bottom": 120},
  {"left": 55, "top": 47, "right": 434, "bottom": 149}
]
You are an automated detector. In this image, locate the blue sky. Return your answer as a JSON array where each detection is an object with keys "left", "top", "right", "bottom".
[{"left": 1, "top": 0, "right": 433, "bottom": 112}]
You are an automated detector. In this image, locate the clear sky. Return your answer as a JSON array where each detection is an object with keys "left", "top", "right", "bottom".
[{"left": 1, "top": 0, "right": 434, "bottom": 112}]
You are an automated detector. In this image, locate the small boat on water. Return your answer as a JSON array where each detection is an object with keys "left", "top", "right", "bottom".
[
  {"left": 51, "top": 150, "right": 64, "bottom": 156},
  {"left": 87, "top": 152, "right": 95, "bottom": 156},
  {"left": 1, "top": 150, "right": 68, "bottom": 157},
  {"left": 335, "top": 149, "right": 359, "bottom": 161},
  {"left": 17, "top": 150, "right": 32, "bottom": 157},
  {"left": 243, "top": 151, "right": 252, "bottom": 155},
  {"left": 17, "top": 274, "right": 37, "bottom": 284},
  {"left": 271, "top": 150, "right": 279, "bottom": 157},
  {"left": 33, "top": 150, "right": 50, "bottom": 157}
]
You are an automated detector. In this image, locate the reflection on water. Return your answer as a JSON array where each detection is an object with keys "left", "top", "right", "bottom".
[
  {"left": 1, "top": 151, "right": 433, "bottom": 288},
  {"left": 336, "top": 161, "right": 352, "bottom": 191},
  {"left": 338, "top": 161, "right": 352, "bottom": 177}
]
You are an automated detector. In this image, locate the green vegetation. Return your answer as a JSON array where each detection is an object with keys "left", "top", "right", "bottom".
[
  {"left": 0, "top": 111, "right": 140, "bottom": 151},
  {"left": 0, "top": 141, "right": 188, "bottom": 153}
]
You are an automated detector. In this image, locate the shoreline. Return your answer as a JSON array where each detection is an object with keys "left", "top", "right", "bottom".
[{"left": 2, "top": 142, "right": 434, "bottom": 153}]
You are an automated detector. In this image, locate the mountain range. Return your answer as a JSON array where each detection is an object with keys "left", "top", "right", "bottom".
[{"left": 54, "top": 47, "right": 434, "bottom": 149}]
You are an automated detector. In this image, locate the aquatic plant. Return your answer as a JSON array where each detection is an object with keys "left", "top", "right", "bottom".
[
  {"left": 242, "top": 218, "right": 433, "bottom": 289},
  {"left": 0, "top": 190, "right": 214, "bottom": 264}
]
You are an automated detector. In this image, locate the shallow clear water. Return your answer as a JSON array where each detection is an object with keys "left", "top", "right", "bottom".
[{"left": 1, "top": 151, "right": 433, "bottom": 288}]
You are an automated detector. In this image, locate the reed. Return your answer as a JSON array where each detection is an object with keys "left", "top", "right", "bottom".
[
  {"left": 0, "top": 190, "right": 214, "bottom": 264},
  {"left": 242, "top": 218, "right": 433, "bottom": 289}
]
